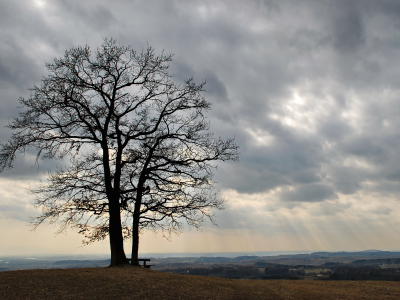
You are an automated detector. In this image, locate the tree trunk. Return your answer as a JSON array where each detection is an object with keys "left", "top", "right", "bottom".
[
  {"left": 131, "top": 181, "right": 144, "bottom": 266},
  {"left": 109, "top": 200, "right": 128, "bottom": 266},
  {"left": 130, "top": 217, "right": 140, "bottom": 266}
]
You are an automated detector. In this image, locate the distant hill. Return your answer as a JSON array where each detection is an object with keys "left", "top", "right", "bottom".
[
  {"left": 0, "top": 267, "right": 399, "bottom": 299},
  {"left": 53, "top": 260, "right": 110, "bottom": 267},
  {"left": 309, "top": 251, "right": 400, "bottom": 257},
  {"left": 233, "top": 255, "right": 259, "bottom": 261}
]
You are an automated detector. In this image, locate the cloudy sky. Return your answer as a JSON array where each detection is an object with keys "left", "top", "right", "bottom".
[{"left": 2, "top": 0, "right": 400, "bottom": 256}]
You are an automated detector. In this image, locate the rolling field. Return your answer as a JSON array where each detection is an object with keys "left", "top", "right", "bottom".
[{"left": 0, "top": 266, "right": 399, "bottom": 299}]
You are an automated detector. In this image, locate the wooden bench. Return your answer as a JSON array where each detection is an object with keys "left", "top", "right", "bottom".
[{"left": 128, "top": 258, "right": 154, "bottom": 268}]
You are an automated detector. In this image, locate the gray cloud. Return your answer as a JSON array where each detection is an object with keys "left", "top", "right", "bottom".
[
  {"left": 370, "top": 206, "right": 392, "bottom": 215},
  {"left": 331, "top": 1, "right": 366, "bottom": 52},
  {"left": 281, "top": 183, "right": 338, "bottom": 203},
  {"left": 57, "top": 1, "right": 117, "bottom": 31},
  {"left": 318, "top": 117, "right": 352, "bottom": 141},
  {"left": 1, "top": 0, "right": 400, "bottom": 247}
]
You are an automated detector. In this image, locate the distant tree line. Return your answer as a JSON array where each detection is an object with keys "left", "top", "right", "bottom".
[
  {"left": 352, "top": 258, "right": 400, "bottom": 265},
  {"left": 326, "top": 266, "right": 400, "bottom": 281},
  {"left": 164, "top": 266, "right": 262, "bottom": 279},
  {"left": 163, "top": 265, "right": 306, "bottom": 280},
  {"left": 162, "top": 260, "right": 400, "bottom": 281}
]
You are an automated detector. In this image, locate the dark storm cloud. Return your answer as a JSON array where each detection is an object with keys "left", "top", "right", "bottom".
[
  {"left": 0, "top": 37, "right": 36, "bottom": 89},
  {"left": 330, "top": 0, "right": 366, "bottom": 52},
  {"left": 56, "top": 1, "right": 117, "bottom": 31},
  {"left": 281, "top": 184, "right": 338, "bottom": 203},
  {"left": 0, "top": 150, "right": 66, "bottom": 180},
  {"left": 318, "top": 118, "right": 352, "bottom": 141},
  {"left": 326, "top": 166, "right": 363, "bottom": 195},
  {"left": 215, "top": 128, "right": 325, "bottom": 194},
  {"left": 341, "top": 137, "right": 386, "bottom": 158},
  {"left": 2, "top": 0, "right": 400, "bottom": 209},
  {"left": 371, "top": 206, "right": 392, "bottom": 215}
]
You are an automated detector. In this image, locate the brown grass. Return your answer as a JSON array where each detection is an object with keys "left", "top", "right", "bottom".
[{"left": 0, "top": 266, "right": 399, "bottom": 299}]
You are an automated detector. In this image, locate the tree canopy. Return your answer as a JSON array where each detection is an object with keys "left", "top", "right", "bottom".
[{"left": 0, "top": 38, "right": 239, "bottom": 266}]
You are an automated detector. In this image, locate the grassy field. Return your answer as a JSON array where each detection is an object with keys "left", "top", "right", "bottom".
[{"left": 0, "top": 266, "right": 399, "bottom": 299}]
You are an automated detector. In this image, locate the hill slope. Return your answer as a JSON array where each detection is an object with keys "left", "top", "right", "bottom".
[{"left": 0, "top": 266, "right": 399, "bottom": 299}]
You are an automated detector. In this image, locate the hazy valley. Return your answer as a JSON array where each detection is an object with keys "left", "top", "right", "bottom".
[{"left": 2, "top": 250, "right": 400, "bottom": 281}]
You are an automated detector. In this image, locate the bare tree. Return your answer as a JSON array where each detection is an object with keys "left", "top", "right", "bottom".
[
  {"left": 0, "top": 39, "right": 238, "bottom": 266},
  {"left": 117, "top": 103, "right": 237, "bottom": 265}
]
